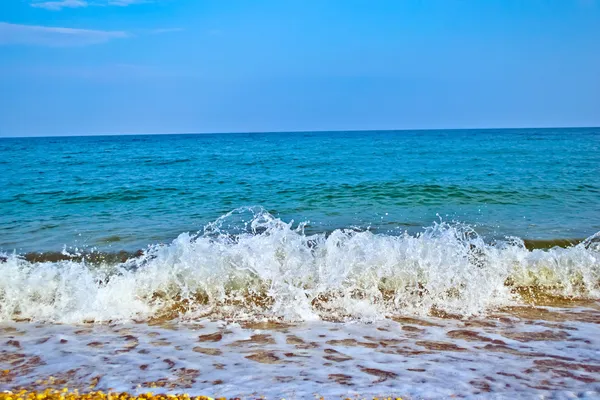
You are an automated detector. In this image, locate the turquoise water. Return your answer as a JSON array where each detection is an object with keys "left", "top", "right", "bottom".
[
  {"left": 1, "top": 128, "right": 600, "bottom": 325},
  {"left": 1, "top": 128, "right": 599, "bottom": 253}
]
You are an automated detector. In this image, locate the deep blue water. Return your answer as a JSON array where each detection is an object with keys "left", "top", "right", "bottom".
[{"left": 1, "top": 128, "right": 599, "bottom": 253}]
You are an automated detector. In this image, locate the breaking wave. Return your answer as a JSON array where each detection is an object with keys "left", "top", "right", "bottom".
[{"left": 1, "top": 207, "right": 599, "bottom": 324}]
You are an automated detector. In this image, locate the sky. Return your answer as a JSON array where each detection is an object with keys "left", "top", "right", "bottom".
[{"left": 0, "top": 0, "right": 599, "bottom": 137}]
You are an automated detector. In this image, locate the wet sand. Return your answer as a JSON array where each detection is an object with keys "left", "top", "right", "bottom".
[{"left": 2, "top": 303, "right": 600, "bottom": 399}]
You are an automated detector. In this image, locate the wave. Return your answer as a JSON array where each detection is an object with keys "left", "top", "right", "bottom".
[{"left": 1, "top": 207, "right": 599, "bottom": 324}]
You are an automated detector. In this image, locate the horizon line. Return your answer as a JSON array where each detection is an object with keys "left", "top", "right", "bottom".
[{"left": 1, "top": 125, "right": 598, "bottom": 139}]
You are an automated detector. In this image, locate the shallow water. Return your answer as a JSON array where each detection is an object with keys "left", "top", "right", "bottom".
[
  {"left": 1, "top": 215, "right": 599, "bottom": 398},
  {"left": 2, "top": 304, "right": 600, "bottom": 399}
]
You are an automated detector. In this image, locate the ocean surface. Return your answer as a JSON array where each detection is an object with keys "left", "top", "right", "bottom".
[
  {"left": 1, "top": 128, "right": 599, "bottom": 252},
  {"left": 1, "top": 128, "right": 600, "bottom": 398}
]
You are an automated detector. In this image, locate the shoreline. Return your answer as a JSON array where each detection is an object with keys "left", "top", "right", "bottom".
[{"left": 2, "top": 305, "right": 599, "bottom": 399}]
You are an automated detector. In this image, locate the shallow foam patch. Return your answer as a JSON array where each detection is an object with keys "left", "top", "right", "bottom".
[{"left": 1, "top": 304, "right": 600, "bottom": 399}]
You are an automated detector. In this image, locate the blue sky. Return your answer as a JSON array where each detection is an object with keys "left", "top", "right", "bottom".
[{"left": 0, "top": 0, "right": 599, "bottom": 136}]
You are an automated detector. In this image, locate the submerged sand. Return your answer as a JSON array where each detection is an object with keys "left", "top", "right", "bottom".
[{"left": 2, "top": 303, "right": 600, "bottom": 399}]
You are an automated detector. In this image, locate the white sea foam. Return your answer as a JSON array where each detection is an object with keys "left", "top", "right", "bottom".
[
  {"left": 3, "top": 311, "right": 600, "bottom": 398},
  {"left": 1, "top": 207, "right": 599, "bottom": 323}
]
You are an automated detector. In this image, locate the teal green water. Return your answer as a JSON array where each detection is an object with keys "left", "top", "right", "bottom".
[{"left": 1, "top": 128, "right": 599, "bottom": 253}]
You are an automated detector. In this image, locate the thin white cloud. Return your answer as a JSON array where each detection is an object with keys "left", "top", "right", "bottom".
[
  {"left": 30, "top": 0, "right": 149, "bottom": 11},
  {"left": 0, "top": 22, "right": 128, "bottom": 46}
]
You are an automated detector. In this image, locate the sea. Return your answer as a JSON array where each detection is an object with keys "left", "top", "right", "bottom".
[{"left": 1, "top": 128, "right": 599, "bottom": 399}]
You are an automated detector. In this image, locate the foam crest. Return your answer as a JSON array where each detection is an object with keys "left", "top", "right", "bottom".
[{"left": 1, "top": 207, "right": 599, "bottom": 323}]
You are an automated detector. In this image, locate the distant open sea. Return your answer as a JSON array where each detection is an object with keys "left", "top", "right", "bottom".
[
  {"left": 1, "top": 128, "right": 600, "bottom": 398},
  {"left": 1, "top": 128, "right": 599, "bottom": 252}
]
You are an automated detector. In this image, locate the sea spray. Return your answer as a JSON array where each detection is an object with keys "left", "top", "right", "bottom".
[{"left": 1, "top": 207, "right": 599, "bottom": 323}]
